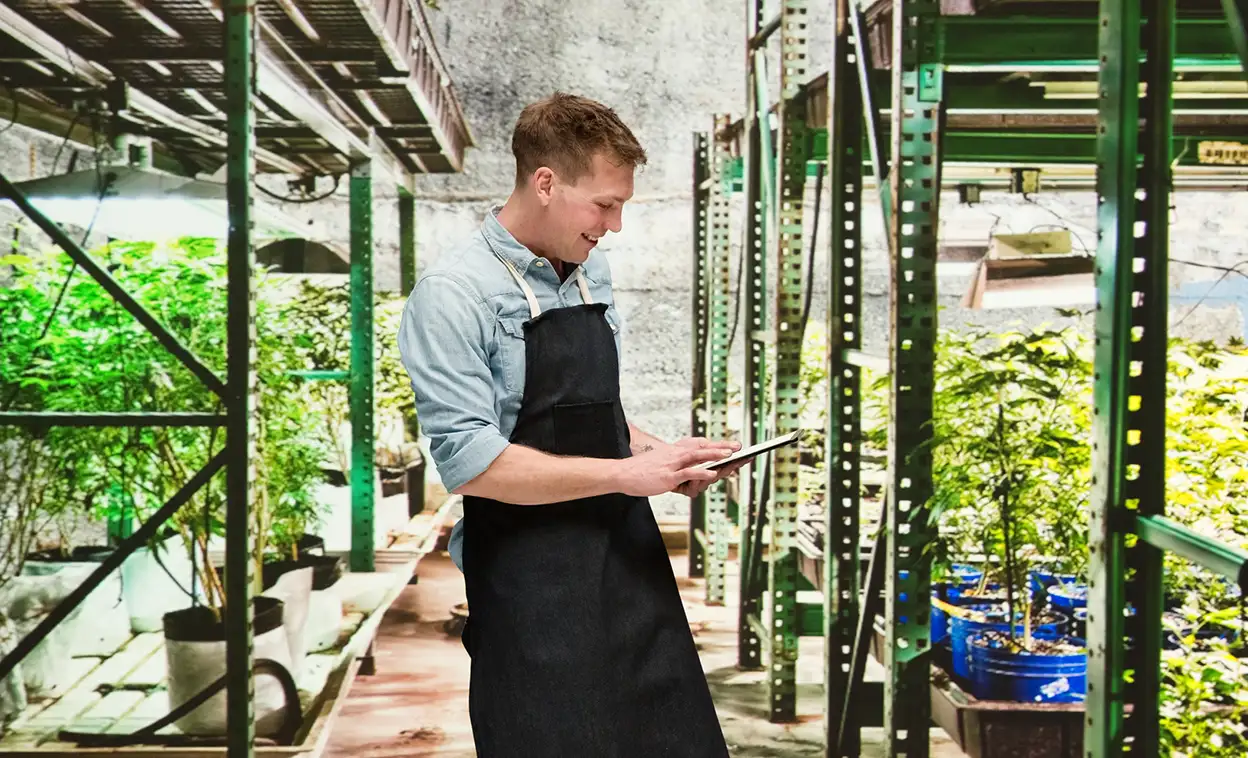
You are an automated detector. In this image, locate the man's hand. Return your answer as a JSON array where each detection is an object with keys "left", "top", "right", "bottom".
[
  {"left": 614, "top": 443, "right": 735, "bottom": 498},
  {"left": 670, "top": 437, "right": 745, "bottom": 498}
]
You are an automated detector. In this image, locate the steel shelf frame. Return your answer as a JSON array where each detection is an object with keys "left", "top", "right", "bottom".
[
  {"left": 693, "top": 0, "right": 1248, "bottom": 755},
  {"left": 0, "top": 11, "right": 428, "bottom": 758}
]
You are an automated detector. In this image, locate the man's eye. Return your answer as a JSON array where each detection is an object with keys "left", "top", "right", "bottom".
[{"left": 597, "top": 202, "right": 611, "bottom": 210}]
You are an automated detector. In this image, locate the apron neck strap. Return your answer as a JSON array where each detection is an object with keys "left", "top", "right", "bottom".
[{"left": 494, "top": 253, "right": 592, "bottom": 319}]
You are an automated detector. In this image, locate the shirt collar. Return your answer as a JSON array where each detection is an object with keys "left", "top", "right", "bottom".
[
  {"left": 482, "top": 205, "right": 542, "bottom": 275},
  {"left": 481, "top": 205, "right": 598, "bottom": 283}
]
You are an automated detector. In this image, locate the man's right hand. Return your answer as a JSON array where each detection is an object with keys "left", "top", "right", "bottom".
[{"left": 614, "top": 443, "right": 734, "bottom": 498}]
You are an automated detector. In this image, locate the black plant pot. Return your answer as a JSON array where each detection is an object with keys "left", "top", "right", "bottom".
[
  {"left": 26, "top": 545, "right": 114, "bottom": 564},
  {"left": 163, "top": 595, "right": 284, "bottom": 643},
  {"left": 295, "top": 534, "right": 325, "bottom": 556},
  {"left": 262, "top": 554, "right": 343, "bottom": 592}
]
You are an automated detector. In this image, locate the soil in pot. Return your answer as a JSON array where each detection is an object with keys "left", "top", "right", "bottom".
[
  {"left": 162, "top": 596, "right": 295, "bottom": 737},
  {"left": 968, "top": 630, "right": 1087, "bottom": 703},
  {"left": 948, "top": 604, "right": 1069, "bottom": 681}
]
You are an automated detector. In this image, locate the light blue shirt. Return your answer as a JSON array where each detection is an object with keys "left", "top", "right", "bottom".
[{"left": 397, "top": 207, "right": 626, "bottom": 570}]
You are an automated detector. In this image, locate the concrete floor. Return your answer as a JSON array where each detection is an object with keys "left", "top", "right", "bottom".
[{"left": 323, "top": 548, "right": 967, "bottom": 758}]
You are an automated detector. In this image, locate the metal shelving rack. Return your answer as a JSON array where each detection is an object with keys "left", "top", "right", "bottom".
[
  {"left": 0, "top": 2, "right": 464, "bottom": 756},
  {"left": 691, "top": 0, "right": 1248, "bottom": 755}
]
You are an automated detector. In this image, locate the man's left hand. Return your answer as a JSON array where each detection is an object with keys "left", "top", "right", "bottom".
[{"left": 668, "top": 437, "right": 745, "bottom": 498}]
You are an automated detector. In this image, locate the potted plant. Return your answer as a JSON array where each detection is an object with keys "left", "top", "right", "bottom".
[{"left": 928, "top": 328, "right": 1092, "bottom": 698}]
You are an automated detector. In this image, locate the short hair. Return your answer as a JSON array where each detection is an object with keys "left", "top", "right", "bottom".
[{"left": 511, "top": 92, "right": 647, "bottom": 187}]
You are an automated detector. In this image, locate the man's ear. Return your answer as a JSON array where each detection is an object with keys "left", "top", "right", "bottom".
[{"left": 533, "top": 167, "right": 555, "bottom": 206}]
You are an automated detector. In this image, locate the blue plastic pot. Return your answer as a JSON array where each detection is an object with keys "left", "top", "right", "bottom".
[
  {"left": 968, "top": 632, "right": 1087, "bottom": 703},
  {"left": 931, "top": 586, "right": 1006, "bottom": 646},
  {"left": 951, "top": 563, "right": 984, "bottom": 587},
  {"left": 949, "top": 606, "right": 1068, "bottom": 680},
  {"left": 1047, "top": 583, "right": 1088, "bottom": 610},
  {"left": 1029, "top": 568, "right": 1078, "bottom": 595}
]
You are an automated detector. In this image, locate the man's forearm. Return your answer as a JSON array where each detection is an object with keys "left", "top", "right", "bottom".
[
  {"left": 453, "top": 444, "right": 624, "bottom": 505},
  {"left": 627, "top": 422, "right": 667, "bottom": 454}
]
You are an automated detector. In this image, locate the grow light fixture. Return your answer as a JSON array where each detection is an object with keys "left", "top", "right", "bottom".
[
  {"left": 1, "top": 166, "right": 306, "bottom": 241},
  {"left": 961, "top": 230, "right": 1095, "bottom": 309}
]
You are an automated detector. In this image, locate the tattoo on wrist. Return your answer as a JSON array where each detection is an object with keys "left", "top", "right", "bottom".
[{"left": 638, "top": 443, "right": 654, "bottom": 453}]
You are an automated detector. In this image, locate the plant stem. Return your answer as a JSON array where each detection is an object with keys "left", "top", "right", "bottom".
[{"left": 997, "top": 403, "right": 1017, "bottom": 645}]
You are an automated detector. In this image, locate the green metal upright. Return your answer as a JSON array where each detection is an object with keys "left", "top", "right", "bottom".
[
  {"left": 1126, "top": 0, "right": 1174, "bottom": 752},
  {"left": 690, "top": 130, "right": 711, "bottom": 583},
  {"left": 738, "top": 0, "right": 769, "bottom": 673},
  {"left": 825, "top": 0, "right": 865, "bottom": 753},
  {"left": 399, "top": 190, "right": 417, "bottom": 298},
  {"left": 706, "top": 115, "right": 734, "bottom": 606},
  {"left": 223, "top": 0, "right": 257, "bottom": 755},
  {"left": 350, "top": 158, "right": 377, "bottom": 573},
  {"left": 1087, "top": 0, "right": 1171, "bottom": 752},
  {"left": 766, "top": 0, "right": 811, "bottom": 724},
  {"left": 884, "top": 0, "right": 943, "bottom": 753}
]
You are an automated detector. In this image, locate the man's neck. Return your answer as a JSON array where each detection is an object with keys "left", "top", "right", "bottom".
[{"left": 496, "top": 195, "right": 571, "bottom": 280}]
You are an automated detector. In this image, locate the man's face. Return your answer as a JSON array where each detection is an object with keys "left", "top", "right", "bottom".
[{"left": 539, "top": 152, "right": 634, "bottom": 265}]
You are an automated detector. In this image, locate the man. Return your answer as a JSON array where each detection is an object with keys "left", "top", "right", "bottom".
[{"left": 399, "top": 92, "right": 740, "bottom": 757}]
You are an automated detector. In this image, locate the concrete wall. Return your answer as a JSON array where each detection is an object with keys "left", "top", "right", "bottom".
[{"left": 3, "top": 0, "right": 1246, "bottom": 521}]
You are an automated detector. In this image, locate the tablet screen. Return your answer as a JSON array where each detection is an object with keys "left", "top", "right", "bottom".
[{"left": 699, "top": 430, "right": 802, "bottom": 470}]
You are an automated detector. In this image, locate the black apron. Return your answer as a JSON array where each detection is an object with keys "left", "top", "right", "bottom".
[{"left": 460, "top": 248, "right": 729, "bottom": 758}]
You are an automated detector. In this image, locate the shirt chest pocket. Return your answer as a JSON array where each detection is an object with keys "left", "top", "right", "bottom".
[{"left": 495, "top": 317, "right": 529, "bottom": 394}]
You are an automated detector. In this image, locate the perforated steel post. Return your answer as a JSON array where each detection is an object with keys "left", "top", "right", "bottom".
[
  {"left": 706, "top": 115, "right": 735, "bottom": 606},
  {"left": 350, "top": 158, "right": 377, "bottom": 573},
  {"left": 766, "top": 0, "right": 810, "bottom": 724},
  {"left": 224, "top": 0, "right": 257, "bottom": 754},
  {"left": 690, "top": 130, "right": 711, "bottom": 581},
  {"left": 1087, "top": 0, "right": 1143, "bottom": 752},
  {"left": 738, "top": 0, "right": 769, "bottom": 672},
  {"left": 826, "top": 0, "right": 865, "bottom": 752},
  {"left": 884, "top": 0, "right": 943, "bottom": 753}
]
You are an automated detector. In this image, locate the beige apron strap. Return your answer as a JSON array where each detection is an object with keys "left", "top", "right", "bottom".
[
  {"left": 575, "top": 268, "right": 592, "bottom": 305},
  {"left": 494, "top": 254, "right": 541, "bottom": 319},
  {"left": 493, "top": 248, "right": 593, "bottom": 316}
]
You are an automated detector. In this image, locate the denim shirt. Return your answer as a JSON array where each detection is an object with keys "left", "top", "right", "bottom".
[{"left": 397, "top": 207, "right": 626, "bottom": 571}]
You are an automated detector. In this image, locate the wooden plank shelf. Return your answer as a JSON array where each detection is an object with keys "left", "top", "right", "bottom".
[{"left": 0, "top": 495, "right": 458, "bottom": 757}]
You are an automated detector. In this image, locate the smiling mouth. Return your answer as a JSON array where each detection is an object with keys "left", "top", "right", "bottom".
[{"left": 581, "top": 233, "right": 600, "bottom": 244}]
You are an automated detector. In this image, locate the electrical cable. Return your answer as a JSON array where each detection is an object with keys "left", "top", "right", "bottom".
[{"left": 254, "top": 174, "right": 341, "bottom": 204}]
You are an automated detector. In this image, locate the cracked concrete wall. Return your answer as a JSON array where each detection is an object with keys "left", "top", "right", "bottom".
[{"left": 3, "top": 0, "right": 1246, "bottom": 522}]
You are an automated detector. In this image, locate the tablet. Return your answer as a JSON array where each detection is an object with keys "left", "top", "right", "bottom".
[{"left": 698, "top": 430, "right": 803, "bottom": 471}]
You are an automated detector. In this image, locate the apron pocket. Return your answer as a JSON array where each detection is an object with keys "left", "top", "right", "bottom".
[{"left": 552, "top": 401, "right": 621, "bottom": 460}]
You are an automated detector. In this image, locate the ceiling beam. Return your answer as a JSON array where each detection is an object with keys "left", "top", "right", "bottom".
[{"left": 0, "top": 4, "right": 303, "bottom": 174}]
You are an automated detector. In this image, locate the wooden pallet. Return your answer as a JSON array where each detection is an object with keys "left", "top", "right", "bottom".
[{"left": 0, "top": 495, "right": 460, "bottom": 758}]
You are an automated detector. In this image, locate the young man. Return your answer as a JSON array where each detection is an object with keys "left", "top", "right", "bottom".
[{"left": 399, "top": 92, "right": 739, "bottom": 756}]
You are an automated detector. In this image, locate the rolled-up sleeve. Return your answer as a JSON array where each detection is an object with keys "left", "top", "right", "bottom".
[{"left": 398, "top": 274, "right": 510, "bottom": 492}]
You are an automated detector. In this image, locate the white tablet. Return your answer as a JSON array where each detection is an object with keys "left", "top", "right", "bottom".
[{"left": 698, "top": 430, "right": 803, "bottom": 470}]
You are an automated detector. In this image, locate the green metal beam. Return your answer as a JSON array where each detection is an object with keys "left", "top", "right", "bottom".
[
  {"left": 806, "top": 127, "right": 1248, "bottom": 167},
  {"left": 1223, "top": 0, "right": 1248, "bottom": 74},
  {"left": 1087, "top": 0, "right": 1142, "bottom": 751},
  {"left": 690, "top": 130, "right": 711, "bottom": 583},
  {"left": 937, "top": 17, "right": 1235, "bottom": 65},
  {"left": 766, "top": 0, "right": 810, "bottom": 724},
  {"left": 1136, "top": 515, "right": 1248, "bottom": 593},
  {"left": 399, "top": 190, "right": 417, "bottom": 298},
  {"left": 825, "top": 5, "right": 865, "bottom": 755},
  {"left": 350, "top": 158, "right": 377, "bottom": 573},
  {"left": 885, "top": 0, "right": 943, "bottom": 754},
  {"left": 223, "top": 0, "right": 257, "bottom": 754}
]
